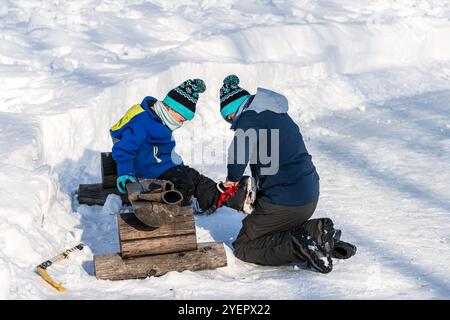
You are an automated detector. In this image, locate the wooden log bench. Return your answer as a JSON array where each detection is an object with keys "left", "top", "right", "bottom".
[
  {"left": 94, "top": 242, "right": 227, "bottom": 280},
  {"left": 94, "top": 209, "right": 227, "bottom": 280},
  {"left": 88, "top": 152, "right": 228, "bottom": 281}
]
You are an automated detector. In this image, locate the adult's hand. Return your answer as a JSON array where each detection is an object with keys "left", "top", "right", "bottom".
[{"left": 223, "top": 180, "right": 239, "bottom": 188}]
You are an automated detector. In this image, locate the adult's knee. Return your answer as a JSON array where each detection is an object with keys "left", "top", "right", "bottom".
[{"left": 232, "top": 242, "right": 247, "bottom": 262}]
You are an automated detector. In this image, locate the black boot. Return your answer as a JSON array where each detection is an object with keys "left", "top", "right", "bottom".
[
  {"left": 301, "top": 218, "right": 336, "bottom": 257},
  {"left": 291, "top": 227, "right": 333, "bottom": 274},
  {"left": 331, "top": 228, "right": 357, "bottom": 259},
  {"left": 333, "top": 240, "right": 357, "bottom": 259},
  {"left": 334, "top": 229, "right": 342, "bottom": 242}
]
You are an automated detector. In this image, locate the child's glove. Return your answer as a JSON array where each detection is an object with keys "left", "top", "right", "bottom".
[{"left": 117, "top": 175, "right": 137, "bottom": 194}]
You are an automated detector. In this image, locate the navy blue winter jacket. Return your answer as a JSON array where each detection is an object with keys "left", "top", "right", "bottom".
[
  {"left": 227, "top": 88, "right": 320, "bottom": 206},
  {"left": 110, "top": 97, "right": 182, "bottom": 178}
]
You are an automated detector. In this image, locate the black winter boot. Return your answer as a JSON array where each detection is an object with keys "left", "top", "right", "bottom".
[
  {"left": 291, "top": 227, "right": 333, "bottom": 274},
  {"left": 333, "top": 240, "right": 357, "bottom": 259},
  {"left": 334, "top": 229, "right": 342, "bottom": 242},
  {"left": 301, "top": 218, "right": 336, "bottom": 257},
  {"left": 330, "top": 228, "right": 357, "bottom": 259}
]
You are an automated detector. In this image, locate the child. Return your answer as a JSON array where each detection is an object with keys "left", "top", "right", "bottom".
[{"left": 217, "top": 75, "right": 356, "bottom": 273}]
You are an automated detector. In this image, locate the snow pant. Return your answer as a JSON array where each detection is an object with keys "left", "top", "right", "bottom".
[
  {"left": 158, "top": 165, "right": 219, "bottom": 209},
  {"left": 232, "top": 199, "right": 318, "bottom": 266}
]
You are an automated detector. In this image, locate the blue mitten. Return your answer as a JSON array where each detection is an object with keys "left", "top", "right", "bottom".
[{"left": 117, "top": 175, "right": 137, "bottom": 193}]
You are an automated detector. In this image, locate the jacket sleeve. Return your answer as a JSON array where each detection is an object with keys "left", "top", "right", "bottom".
[
  {"left": 112, "top": 121, "right": 148, "bottom": 177},
  {"left": 226, "top": 112, "right": 261, "bottom": 182}
]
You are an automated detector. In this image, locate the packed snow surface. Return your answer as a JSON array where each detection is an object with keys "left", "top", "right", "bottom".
[{"left": 1, "top": 0, "right": 450, "bottom": 299}]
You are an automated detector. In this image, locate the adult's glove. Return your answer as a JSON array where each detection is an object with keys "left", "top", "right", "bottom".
[{"left": 117, "top": 175, "right": 137, "bottom": 194}]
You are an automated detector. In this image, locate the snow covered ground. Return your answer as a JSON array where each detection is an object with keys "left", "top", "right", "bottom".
[{"left": 1, "top": 0, "right": 450, "bottom": 299}]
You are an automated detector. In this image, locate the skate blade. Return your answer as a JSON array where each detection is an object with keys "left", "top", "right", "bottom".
[{"left": 242, "top": 177, "right": 257, "bottom": 214}]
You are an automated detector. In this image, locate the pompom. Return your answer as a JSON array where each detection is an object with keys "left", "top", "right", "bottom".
[
  {"left": 223, "top": 74, "right": 239, "bottom": 86},
  {"left": 193, "top": 79, "right": 206, "bottom": 93}
]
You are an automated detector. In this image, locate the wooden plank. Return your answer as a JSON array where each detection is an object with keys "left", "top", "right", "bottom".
[
  {"left": 120, "top": 233, "right": 198, "bottom": 258},
  {"left": 118, "top": 209, "right": 196, "bottom": 258},
  {"left": 102, "top": 174, "right": 117, "bottom": 189},
  {"left": 118, "top": 212, "right": 195, "bottom": 241},
  {"left": 94, "top": 242, "right": 227, "bottom": 281},
  {"left": 101, "top": 152, "right": 117, "bottom": 176},
  {"left": 101, "top": 152, "right": 118, "bottom": 188},
  {"left": 77, "top": 183, "right": 129, "bottom": 205}
]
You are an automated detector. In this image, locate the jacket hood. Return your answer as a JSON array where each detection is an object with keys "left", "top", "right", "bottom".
[
  {"left": 231, "top": 87, "right": 288, "bottom": 129},
  {"left": 246, "top": 87, "right": 289, "bottom": 114}
]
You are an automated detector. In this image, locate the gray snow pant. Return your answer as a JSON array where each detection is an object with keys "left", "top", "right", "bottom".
[{"left": 232, "top": 199, "right": 318, "bottom": 266}]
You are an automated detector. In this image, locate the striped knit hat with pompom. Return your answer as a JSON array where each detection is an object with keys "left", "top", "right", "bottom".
[
  {"left": 219, "top": 75, "right": 250, "bottom": 120},
  {"left": 163, "top": 79, "right": 206, "bottom": 120}
]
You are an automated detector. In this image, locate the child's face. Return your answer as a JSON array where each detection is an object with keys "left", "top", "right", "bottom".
[
  {"left": 226, "top": 112, "right": 236, "bottom": 123},
  {"left": 168, "top": 108, "right": 186, "bottom": 124}
]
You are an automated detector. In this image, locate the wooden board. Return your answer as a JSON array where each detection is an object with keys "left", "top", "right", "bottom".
[
  {"left": 120, "top": 233, "right": 198, "bottom": 258},
  {"left": 101, "top": 152, "right": 117, "bottom": 176},
  {"left": 77, "top": 183, "right": 129, "bottom": 205},
  {"left": 102, "top": 174, "right": 117, "bottom": 189},
  {"left": 94, "top": 242, "right": 227, "bottom": 281},
  {"left": 118, "top": 212, "right": 195, "bottom": 241},
  {"left": 101, "top": 152, "right": 117, "bottom": 189},
  {"left": 118, "top": 209, "right": 197, "bottom": 258}
]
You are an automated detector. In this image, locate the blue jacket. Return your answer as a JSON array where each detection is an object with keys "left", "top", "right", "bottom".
[
  {"left": 110, "top": 96, "right": 182, "bottom": 178},
  {"left": 227, "top": 88, "right": 320, "bottom": 206}
]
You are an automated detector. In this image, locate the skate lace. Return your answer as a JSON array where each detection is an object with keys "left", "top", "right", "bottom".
[{"left": 217, "top": 184, "right": 239, "bottom": 208}]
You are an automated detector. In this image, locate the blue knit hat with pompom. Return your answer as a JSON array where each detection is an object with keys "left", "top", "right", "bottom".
[
  {"left": 163, "top": 79, "right": 206, "bottom": 120},
  {"left": 219, "top": 75, "right": 250, "bottom": 120}
]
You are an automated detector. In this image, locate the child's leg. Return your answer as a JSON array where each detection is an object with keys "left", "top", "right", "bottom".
[
  {"left": 232, "top": 199, "right": 317, "bottom": 265},
  {"left": 157, "top": 165, "right": 219, "bottom": 210},
  {"left": 183, "top": 166, "right": 220, "bottom": 212},
  {"left": 157, "top": 166, "right": 195, "bottom": 206}
]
